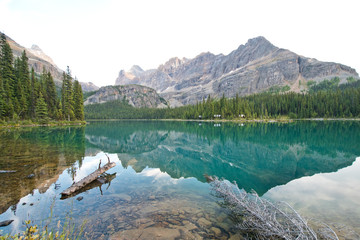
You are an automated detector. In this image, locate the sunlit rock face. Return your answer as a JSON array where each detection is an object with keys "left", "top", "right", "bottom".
[
  {"left": 115, "top": 36, "right": 358, "bottom": 106},
  {"left": 3, "top": 33, "right": 99, "bottom": 92},
  {"left": 84, "top": 85, "right": 168, "bottom": 108}
]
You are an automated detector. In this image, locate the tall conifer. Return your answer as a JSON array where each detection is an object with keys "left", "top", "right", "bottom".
[
  {"left": 73, "top": 79, "right": 84, "bottom": 120},
  {"left": 0, "top": 33, "right": 16, "bottom": 118},
  {"left": 35, "top": 92, "right": 48, "bottom": 123}
]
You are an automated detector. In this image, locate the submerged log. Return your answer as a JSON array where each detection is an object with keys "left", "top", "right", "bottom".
[
  {"left": 61, "top": 161, "right": 116, "bottom": 197},
  {"left": 60, "top": 172, "right": 116, "bottom": 199}
]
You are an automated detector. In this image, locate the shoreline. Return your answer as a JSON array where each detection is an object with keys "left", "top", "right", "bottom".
[
  {"left": 0, "top": 121, "right": 86, "bottom": 129},
  {"left": 2, "top": 118, "right": 359, "bottom": 128},
  {"left": 86, "top": 118, "right": 360, "bottom": 123}
]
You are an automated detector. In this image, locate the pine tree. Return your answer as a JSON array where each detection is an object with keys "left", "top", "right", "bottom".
[
  {"left": 0, "top": 33, "right": 16, "bottom": 118},
  {"left": 29, "top": 68, "right": 36, "bottom": 118},
  {"left": 19, "top": 50, "right": 30, "bottom": 117},
  {"left": 73, "top": 79, "right": 84, "bottom": 120},
  {"left": 0, "top": 74, "right": 4, "bottom": 118},
  {"left": 35, "top": 92, "right": 48, "bottom": 123},
  {"left": 61, "top": 66, "right": 74, "bottom": 120},
  {"left": 43, "top": 69, "right": 57, "bottom": 119}
]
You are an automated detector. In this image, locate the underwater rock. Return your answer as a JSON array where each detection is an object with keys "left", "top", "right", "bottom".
[
  {"left": 211, "top": 227, "right": 222, "bottom": 236},
  {"left": 113, "top": 193, "right": 132, "bottom": 202},
  {"left": 110, "top": 227, "right": 180, "bottom": 240},
  {"left": 26, "top": 174, "right": 35, "bottom": 179},
  {"left": 197, "top": 218, "right": 212, "bottom": 227}
]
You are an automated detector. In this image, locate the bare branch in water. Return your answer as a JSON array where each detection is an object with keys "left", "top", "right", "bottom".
[{"left": 210, "top": 177, "right": 339, "bottom": 240}]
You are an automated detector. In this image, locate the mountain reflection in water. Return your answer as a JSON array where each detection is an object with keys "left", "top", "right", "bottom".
[
  {"left": 85, "top": 121, "right": 359, "bottom": 195},
  {"left": 0, "top": 120, "right": 359, "bottom": 239}
]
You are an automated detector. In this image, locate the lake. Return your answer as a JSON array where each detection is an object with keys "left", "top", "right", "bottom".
[{"left": 0, "top": 120, "right": 359, "bottom": 239}]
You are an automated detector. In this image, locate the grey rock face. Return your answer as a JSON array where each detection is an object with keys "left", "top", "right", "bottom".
[
  {"left": 80, "top": 82, "right": 99, "bottom": 92},
  {"left": 84, "top": 85, "right": 168, "bottom": 108},
  {"left": 115, "top": 36, "right": 358, "bottom": 106},
  {"left": 4, "top": 33, "right": 99, "bottom": 91}
]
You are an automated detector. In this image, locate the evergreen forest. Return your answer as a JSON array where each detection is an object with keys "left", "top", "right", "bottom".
[
  {"left": 0, "top": 33, "right": 84, "bottom": 124},
  {"left": 85, "top": 78, "right": 360, "bottom": 120}
]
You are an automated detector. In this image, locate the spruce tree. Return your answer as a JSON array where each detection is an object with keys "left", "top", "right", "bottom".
[
  {"left": 29, "top": 68, "right": 36, "bottom": 118},
  {"left": 20, "top": 51, "right": 30, "bottom": 117},
  {"left": 0, "top": 33, "right": 16, "bottom": 118},
  {"left": 61, "top": 66, "right": 74, "bottom": 120},
  {"left": 35, "top": 92, "right": 48, "bottom": 123},
  {"left": 73, "top": 79, "right": 84, "bottom": 120},
  {"left": 43, "top": 69, "right": 57, "bottom": 119},
  {"left": 0, "top": 75, "right": 4, "bottom": 119}
]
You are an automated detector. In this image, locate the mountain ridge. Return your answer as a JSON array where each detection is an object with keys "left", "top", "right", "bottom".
[
  {"left": 84, "top": 84, "right": 168, "bottom": 108},
  {"left": 115, "top": 36, "right": 358, "bottom": 106},
  {"left": 3, "top": 32, "right": 99, "bottom": 92}
]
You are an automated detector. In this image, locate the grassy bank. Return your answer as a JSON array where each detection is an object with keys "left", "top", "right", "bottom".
[
  {"left": 0, "top": 120, "right": 86, "bottom": 128},
  {"left": 85, "top": 117, "right": 360, "bottom": 123}
]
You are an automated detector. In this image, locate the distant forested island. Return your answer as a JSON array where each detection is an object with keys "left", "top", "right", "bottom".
[{"left": 0, "top": 33, "right": 84, "bottom": 125}]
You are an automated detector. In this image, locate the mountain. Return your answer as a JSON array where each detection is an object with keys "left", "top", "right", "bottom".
[
  {"left": 84, "top": 84, "right": 168, "bottom": 108},
  {"left": 80, "top": 82, "right": 99, "bottom": 92},
  {"left": 3, "top": 33, "right": 98, "bottom": 92},
  {"left": 115, "top": 36, "right": 358, "bottom": 106}
]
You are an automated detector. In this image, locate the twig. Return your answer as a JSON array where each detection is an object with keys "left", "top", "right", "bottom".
[{"left": 105, "top": 153, "right": 110, "bottom": 164}]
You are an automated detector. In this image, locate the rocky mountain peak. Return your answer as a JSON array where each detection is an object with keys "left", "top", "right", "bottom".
[
  {"left": 4, "top": 32, "right": 99, "bottom": 92},
  {"left": 246, "top": 36, "right": 272, "bottom": 46},
  {"left": 129, "top": 65, "right": 144, "bottom": 76},
  {"left": 115, "top": 36, "right": 358, "bottom": 107},
  {"left": 27, "top": 44, "right": 56, "bottom": 66},
  {"left": 80, "top": 82, "right": 99, "bottom": 92},
  {"left": 30, "top": 44, "right": 42, "bottom": 51},
  {"left": 158, "top": 57, "right": 187, "bottom": 73}
]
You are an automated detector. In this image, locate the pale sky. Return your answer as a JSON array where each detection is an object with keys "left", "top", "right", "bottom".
[{"left": 1, "top": 0, "right": 359, "bottom": 87}]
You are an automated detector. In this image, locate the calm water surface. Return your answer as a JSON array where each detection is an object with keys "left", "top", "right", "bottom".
[{"left": 0, "top": 121, "right": 359, "bottom": 239}]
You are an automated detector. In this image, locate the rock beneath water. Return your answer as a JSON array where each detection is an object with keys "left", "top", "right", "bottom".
[
  {"left": 167, "top": 219, "right": 181, "bottom": 225},
  {"left": 113, "top": 193, "right": 132, "bottom": 202},
  {"left": 76, "top": 196, "right": 83, "bottom": 201},
  {"left": 210, "top": 227, "right": 221, "bottom": 236},
  {"left": 183, "top": 222, "right": 198, "bottom": 231},
  {"left": 110, "top": 227, "right": 180, "bottom": 240},
  {"left": 197, "top": 218, "right": 212, "bottom": 227},
  {"left": 148, "top": 195, "right": 156, "bottom": 200},
  {"left": 26, "top": 174, "right": 35, "bottom": 179},
  {"left": 0, "top": 220, "right": 13, "bottom": 227},
  {"left": 229, "top": 232, "right": 244, "bottom": 240}
]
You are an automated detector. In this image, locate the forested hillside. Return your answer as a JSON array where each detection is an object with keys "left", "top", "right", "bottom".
[
  {"left": 0, "top": 33, "right": 84, "bottom": 123},
  {"left": 85, "top": 78, "right": 360, "bottom": 120}
]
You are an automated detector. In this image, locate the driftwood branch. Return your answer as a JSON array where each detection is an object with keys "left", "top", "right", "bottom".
[
  {"left": 61, "top": 161, "right": 116, "bottom": 197},
  {"left": 210, "top": 177, "right": 339, "bottom": 240}
]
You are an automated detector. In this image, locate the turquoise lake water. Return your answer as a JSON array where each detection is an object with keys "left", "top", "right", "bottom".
[{"left": 0, "top": 121, "right": 359, "bottom": 239}]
